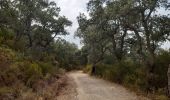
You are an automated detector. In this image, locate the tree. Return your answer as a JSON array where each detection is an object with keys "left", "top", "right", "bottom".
[
  {"left": 77, "top": 0, "right": 129, "bottom": 63},
  {"left": 76, "top": 13, "right": 109, "bottom": 65},
  {"left": 76, "top": 0, "right": 170, "bottom": 91},
  {"left": 0, "top": 0, "right": 72, "bottom": 49},
  {"left": 54, "top": 39, "right": 78, "bottom": 70},
  {"left": 0, "top": 0, "right": 72, "bottom": 61}
]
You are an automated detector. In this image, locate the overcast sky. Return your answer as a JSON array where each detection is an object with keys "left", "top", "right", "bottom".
[
  {"left": 53, "top": 0, "right": 170, "bottom": 49},
  {"left": 53, "top": 0, "right": 89, "bottom": 49}
]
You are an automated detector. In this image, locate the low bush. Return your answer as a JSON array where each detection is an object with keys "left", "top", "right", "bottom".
[
  {"left": 83, "top": 64, "right": 92, "bottom": 73},
  {"left": 0, "top": 47, "right": 15, "bottom": 65},
  {"left": 90, "top": 61, "right": 139, "bottom": 84},
  {"left": 87, "top": 50, "right": 170, "bottom": 99},
  {"left": 90, "top": 62, "right": 159, "bottom": 92},
  {"left": 37, "top": 62, "right": 53, "bottom": 76},
  {"left": 0, "top": 46, "right": 66, "bottom": 99}
]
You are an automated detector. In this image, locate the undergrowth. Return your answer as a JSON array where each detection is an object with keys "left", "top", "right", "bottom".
[{"left": 0, "top": 46, "right": 66, "bottom": 100}]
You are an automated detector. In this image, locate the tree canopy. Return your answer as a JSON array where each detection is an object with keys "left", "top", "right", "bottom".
[{"left": 76, "top": 0, "right": 170, "bottom": 92}]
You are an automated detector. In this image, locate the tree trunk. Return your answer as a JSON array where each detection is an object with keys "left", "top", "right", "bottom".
[
  {"left": 167, "top": 64, "right": 170, "bottom": 96},
  {"left": 91, "top": 64, "right": 96, "bottom": 75}
]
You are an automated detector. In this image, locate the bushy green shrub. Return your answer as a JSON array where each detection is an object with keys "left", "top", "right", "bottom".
[
  {"left": 154, "top": 51, "right": 170, "bottom": 88},
  {"left": 0, "top": 47, "right": 15, "bottom": 65},
  {"left": 0, "top": 86, "right": 15, "bottom": 99},
  {"left": 19, "top": 62, "right": 43, "bottom": 87},
  {"left": 38, "top": 62, "right": 55, "bottom": 76},
  {"left": 0, "top": 47, "right": 18, "bottom": 86},
  {"left": 89, "top": 61, "right": 149, "bottom": 92},
  {"left": 89, "top": 50, "right": 170, "bottom": 98},
  {"left": 0, "top": 46, "right": 66, "bottom": 99},
  {"left": 0, "top": 28, "right": 15, "bottom": 47},
  {"left": 92, "top": 61, "right": 139, "bottom": 83},
  {"left": 154, "top": 95, "right": 169, "bottom": 100},
  {"left": 83, "top": 64, "right": 92, "bottom": 73}
]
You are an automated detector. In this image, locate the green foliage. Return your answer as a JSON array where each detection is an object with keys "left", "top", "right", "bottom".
[
  {"left": 0, "top": 47, "right": 15, "bottom": 62},
  {"left": 77, "top": 0, "right": 170, "bottom": 98},
  {"left": 0, "top": 28, "right": 13, "bottom": 38},
  {"left": 90, "top": 50, "right": 170, "bottom": 97},
  {"left": 0, "top": 0, "right": 169, "bottom": 99},
  {"left": 83, "top": 64, "right": 92, "bottom": 73},
  {"left": 24, "top": 62, "right": 43, "bottom": 86},
  {"left": 54, "top": 39, "right": 79, "bottom": 70},
  {"left": 38, "top": 62, "right": 55, "bottom": 76},
  {"left": 153, "top": 50, "right": 170, "bottom": 88},
  {"left": 92, "top": 61, "right": 138, "bottom": 83},
  {"left": 0, "top": 0, "right": 72, "bottom": 53},
  {"left": 154, "top": 95, "right": 169, "bottom": 100},
  {"left": 0, "top": 0, "right": 77, "bottom": 99},
  {"left": 0, "top": 87, "right": 13, "bottom": 96},
  {"left": 0, "top": 45, "right": 68, "bottom": 98}
]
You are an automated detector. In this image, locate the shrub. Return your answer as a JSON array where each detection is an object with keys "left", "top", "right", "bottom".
[
  {"left": 83, "top": 64, "right": 92, "bottom": 73},
  {"left": 92, "top": 61, "right": 139, "bottom": 83},
  {"left": 24, "top": 62, "right": 43, "bottom": 87},
  {"left": 0, "top": 87, "right": 15, "bottom": 99},
  {"left": 38, "top": 62, "right": 56, "bottom": 76},
  {"left": 0, "top": 87, "right": 13, "bottom": 96},
  {"left": 0, "top": 47, "right": 15, "bottom": 66},
  {"left": 154, "top": 95, "right": 169, "bottom": 100},
  {"left": 154, "top": 51, "right": 170, "bottom": 88},
  {"left": 16, "top": 61, "right": 43, "bottom": 87}
]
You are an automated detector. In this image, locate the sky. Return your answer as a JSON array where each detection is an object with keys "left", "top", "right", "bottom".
[
  {"left": 53, "top": 0, "right": 170, "bottom": 49},
  {"left": 54, "top": 0, "right": 89, "bottom": 49}
]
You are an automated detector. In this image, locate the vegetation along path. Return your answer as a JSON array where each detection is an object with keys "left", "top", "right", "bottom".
[{"left": 60, "top": 71, "right": 149, "bottom": 100}]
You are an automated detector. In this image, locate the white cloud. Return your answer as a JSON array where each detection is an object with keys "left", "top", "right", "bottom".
[
  {"left": 53, "top": 0, "right": 89, "bottom": 48},
  {"left": 52, "top": 0, "right": 170, "bottom": 49},
  {"left": 161, "top": 41, "right": 170, "bottom": 50}
]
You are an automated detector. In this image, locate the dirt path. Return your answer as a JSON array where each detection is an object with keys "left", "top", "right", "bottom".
[{"left": 57, "top": 71, "right": 149, "bottom": 100}]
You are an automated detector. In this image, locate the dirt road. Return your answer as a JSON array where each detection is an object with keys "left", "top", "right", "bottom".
[{"left": 66, "top": 71, "right": 149, "bottom": 100}]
